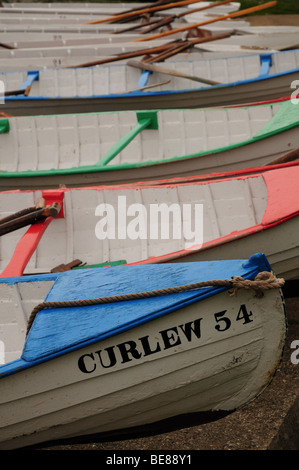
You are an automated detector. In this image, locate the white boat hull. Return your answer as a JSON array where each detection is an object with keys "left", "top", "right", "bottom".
[
  {"left": 1, "top": 127, "right": 297, "bottom": 191},
  {"left": 0, "top": 284, "right": 286, "bottom": 449},
  {"left": 150, "top": 216, "right": 299, "bottom": 281},
  {"left": 2, "top": 70, "right": 298, "bottom": 116},
  {"left": 1, "top": 165, "right": 299, "bottom": 281},
  {"left": 1, "top": 99, "right": 298, "bottom": 190},
  {"left": 1, "top": 48, "right": 298, "bottom": 115}
]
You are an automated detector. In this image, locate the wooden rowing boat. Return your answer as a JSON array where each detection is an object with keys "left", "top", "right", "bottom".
[
  {"left": 0, "top": 46, "right": 276, "bottom": 72},
  {"left": 3, "top": 26, "right": 297, "bottom": 51},
  {"left": 0, "top": 253, "right": 286, "bottom": 449},
  {"left": 0, "top": 1, "right": 240, "bottom": 16},
  {"left": 1, "top": 49, "right": 298, "bottom": 116},
  {"left": 0, "top": 1, "right": 242, "bottom": 30},
  {"left": 1, "top": 163, "right": 299, "bottom": 280},
  {"left": 0, "top": 98, "right": 298, "bottom": 191},
  {"left": 1, "top": 30, "right": 298, "bottom": 64}
]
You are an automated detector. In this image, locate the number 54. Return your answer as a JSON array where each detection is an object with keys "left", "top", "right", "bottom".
[{"left": 214, "top": 304, "right": 253, "bottom": 332}]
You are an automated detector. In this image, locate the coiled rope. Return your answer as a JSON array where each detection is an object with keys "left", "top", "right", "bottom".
[{"left": 26, "top": 271, "right": 284, "bottom": 336}]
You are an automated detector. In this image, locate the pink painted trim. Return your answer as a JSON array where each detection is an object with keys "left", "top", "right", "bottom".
[
  {"left": 222, "top": 95, "right": 292, "bottom": 109},
  {"left": 262, "top": 166, "right": 299, "bottom": 225}
]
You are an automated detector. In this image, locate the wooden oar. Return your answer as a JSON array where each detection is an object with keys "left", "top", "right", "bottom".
[
  {"left": 110, "top": 0, "right": 172, "bottom": 21},
  {"left": 134, "top": 1, "right": 278, "bottom": 41},
  {"left": 115, "top": 0, "right": 233, "bottom": 35},
  {"left": 143, "top": 32, "right": 231, "bottom": 62},
  {"left": 144, "top": 41, "right": 193, "bottom": 63},
  {"left": 124, "top": 15, "right": 175, "bottom": 35},
  {"left": 115, "top": 0, "right": 174, "bottom": 16},
  {"left": 267, "top": 148, "right": 299, "bottom": 166},
  {"left": 127, "top": 59, "right": 220, "bottom": 85},
  {"left": 0, "top": 199, "right": 61, "bottom": 237},
  {"left": 71, "top": 32, "right": 231, "bottom": 68},
  {"left": 83, "top": 0, "right": 206, "bottom": 25},
  {"left": 179, "top": 0, "right": 234, "bottom": 18},
  {"left": 123, "top": 79, "right": 171, "bottom": 94},
  {"left": 0, "top": 41, "right": 16, "bottom": 50},
  {"left": 70, "top": 41, "right": 182, "bottom": 68},
  {"left": 113, "top": 16, "right": 169, "bottom": 34}
]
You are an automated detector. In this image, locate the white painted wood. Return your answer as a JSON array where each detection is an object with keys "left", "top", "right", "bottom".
[
  {"left": 2, "top": 100, "right": 298, "bottom": 192},
  {"left": 0, "top": 285, "right": 286, "bottom": 449},
  {"left": 0, "top": 105, "right": 281, "bottom": 172},
  {"left": 2, "top": 50, "right": 298, "bottom": 95},
  {"left": 0, "top": 1, "right": 240, "bottom": 16},
  {"left": 195, "top": 32, "right": 299, "bottom": 52},
  {"left": 0, "top": 14, "right": 248, "bottom": 31},
  {"left": 0, "top": 281, "right": 54, "bottom": 364},
  {"left": 2, "top": 163, "right": 299, "bottom": 280},
  {"left": 0, "top": 39, "right": 176, "bottom": 59},
  {"left": 0, "top": 176, "right": 267, "bottom": 273}
]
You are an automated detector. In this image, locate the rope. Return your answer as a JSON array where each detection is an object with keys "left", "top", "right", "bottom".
[{"left": 25, "top": 271, "right": 284, "bottom": 337}]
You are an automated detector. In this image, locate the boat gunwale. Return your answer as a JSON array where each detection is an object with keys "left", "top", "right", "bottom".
[{"left": 0, "top": 97, "right": 298, "bottom": 179}]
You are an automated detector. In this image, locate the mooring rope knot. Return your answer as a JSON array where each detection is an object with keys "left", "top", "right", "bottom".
[{"left": 26, "top": 271, "right": 284, "bottom": 337}]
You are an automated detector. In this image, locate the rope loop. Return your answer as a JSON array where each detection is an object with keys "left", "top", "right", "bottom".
[{"left": 26, "top": 271, "right": 284, "bottom": 337}]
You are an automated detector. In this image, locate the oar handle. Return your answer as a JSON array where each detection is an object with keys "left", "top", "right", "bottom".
[
  {"left": 127, "top": 60, "right": 221, "bottom": 85},
  {"left": 0, "top": 201, "right": 61, "bottom": 237},
  {"left": 83, "top": 0, "right": 205, "bottom": 25}
]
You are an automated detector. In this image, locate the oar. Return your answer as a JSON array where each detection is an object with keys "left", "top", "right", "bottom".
[
  {"left": 71, "top": 32, "right": 231, "bottom": 68},
  {"left": 115, "top": 0, "right": 233, "bottom": 35},
  {"left": 0, "top": 199, "right": 61, "bottom": 236},
  {"left": 143, "top": 41, "right": 192, "bottom": 63},
  {"left": 96, "top": 111, "right": 158, "bottom": 166},
  {"left": 127, "top": 59, "right": 220, "bottom": 85},
  {"left": 139, "top": 0, "right": 236, "bottom": 33},
  {"left": 126, "top": 15, "right": 175, "bottom": 35},
  {"left": 178, "top": 0, "right": 234, "bottom": 18},
  {"left": 0, "top": 41, "right": 16, "bottom": 50},
  {"left": 109, "top": 0, "right": 172, "bottom": 23},
  {"left": 114, "top": 0, "right": 174, "bottom": 16},
  {"left": 135, "top": 32, "right": 230, "bottom": 86},
  {"left": 143, "top": 32, "right": 231, "bottom": 63},
  {"left": 83, "top": 0, "right": 206, "bottom": 25},
  {"left": 70, "top": 41, "right": 182, "bottom": 68},
  {"left": 134, "top": 1, "right": 278, "bottom": 41},
  {"left": 141, "top": 0, "right": 237, "bottom": 34},
  {"left": 266, "top": 148, "right": 299, "bottom": 166},
  {"left": 113, "top": 16, "right": 169, "bottom": 34},
  {"left": 123, "top": 79, "right": 171, "bottom": 93},
  {"left": 0, "top": 192, "right": 64, "bottom": 278}
]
